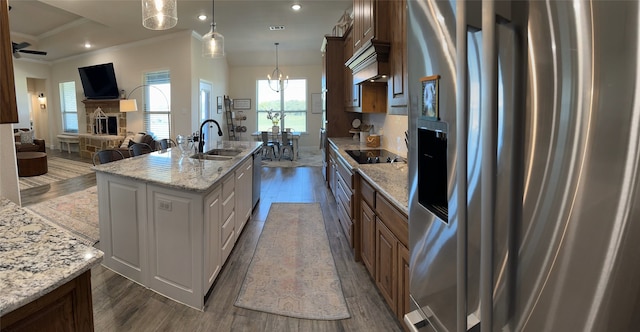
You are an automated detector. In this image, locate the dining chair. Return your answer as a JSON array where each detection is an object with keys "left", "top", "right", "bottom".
[
  {"left": 279, "top": 131, "right": 294, "bottom": 161},
  {"left": 129, "top": 143, "right": 154, "bottom": 157},
  {"left": 261, "top": 131, "right": 277, "bottom": 160},
  {"left": 93, "top": 149, "right": 125, "bottom": 165},
  {"left": 156, "top": 138, "right": 176, "bottom": 151}
]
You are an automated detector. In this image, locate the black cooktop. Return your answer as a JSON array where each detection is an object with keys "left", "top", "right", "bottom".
[{"left": 345, "top": 149, "right": 401, "bottom": 164}]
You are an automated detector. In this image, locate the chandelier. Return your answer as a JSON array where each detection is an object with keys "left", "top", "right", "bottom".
[
  {"left": 202, "top": 0, "right": 225, "bottom": 57},
  {"left": 141, "top": 0, "right": 178, "bottom": 30},
  {"left": 267, "top": 43, "right": 288, "bottom": 92}
]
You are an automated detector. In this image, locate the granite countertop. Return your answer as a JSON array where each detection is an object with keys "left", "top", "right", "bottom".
[
  {"left": 0, "top": 198, "right": 103, "bottom": 316},
  {"left": 328, "top": 138, "right": 409, "bottom": 215},
  {"left": 92, "top": 141, "right": 262, "bottom": 192}
]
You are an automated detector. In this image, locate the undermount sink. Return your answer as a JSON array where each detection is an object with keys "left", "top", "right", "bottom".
[
  {"left": 189, "top": 154, "right": 233, "bottom": 161},
  {"left": 204, "top": 149, "right": 242, "bottom": 156}
]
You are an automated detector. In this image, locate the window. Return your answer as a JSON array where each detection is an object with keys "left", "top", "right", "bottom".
[
  {"left": 59, "top": 81, "right": 78, "bottom": 133},
  {"left": 143, "top": 70, "right": 171, "bottom": 139},
  {"left": 256, "top": 79, "right": 307, "bottom": 132}
]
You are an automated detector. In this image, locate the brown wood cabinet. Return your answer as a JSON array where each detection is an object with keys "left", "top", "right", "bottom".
[
  {"left": 398, "top": 242, "right": 410, "bottom": 323},
  {"left": 360, "top": 178, "right": 376, "bottom": 276},
  {"left": 356, "top": 82, "right": 387, "bottom": 113},
  {"left": 343, "top": 27, "right": 360, "bottom": 109},
  {"left": 388, "top": 0, "right": 408, "bottom": 114},
  {"left": 0, "top": 0, "right": 19, "bottom": 123},
  {"left": 1, "top": 270, "right": 95, "bottom": 332},
  {"left": 322, "top": 36, "right": 360, "bottom": 138},
  {"left": 329, "top": 144, "right": 359, "bottom": 258},
  {"left": 376, "top": 217, "right": 397, "bottom": 310},
  {"left": 358, "top": 175, "right": 409, "bottom": 323},
  {"left": 322, "top": 35, "right": 361, "bottom": 182},
  {"left": 352, "top": 0, "right": 390, "bottom": 54}
]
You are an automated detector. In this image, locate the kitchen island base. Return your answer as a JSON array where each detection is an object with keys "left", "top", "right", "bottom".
[
  {"left": 94, "top": 143, "right": 259, "bottom": 310},
  {"left": 1, "top": 270, "right": 94, "bottom": 332}
]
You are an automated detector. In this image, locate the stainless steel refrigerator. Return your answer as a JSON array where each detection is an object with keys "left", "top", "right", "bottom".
[{"left": 405, "top": 1, "right": 640, "bottom": 331}]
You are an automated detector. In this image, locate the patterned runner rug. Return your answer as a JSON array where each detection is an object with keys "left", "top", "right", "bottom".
[
  {"left": 261, "top": 148, "right": 323, "bottom": 167},
  {"left": 19, "top": 156, "right": 93, "bottom": 190},
  {"left": 25, "top": 186, "right": 99, "bottom": 246},
  {"left": 235, "top": 203, "right": 350, "bottom": 320}
]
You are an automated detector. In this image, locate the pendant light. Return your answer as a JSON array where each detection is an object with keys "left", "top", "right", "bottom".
[
  {"left": 202, "top": 0, "right": 224, "bottom": 58},
  {"left": 267, "top": 43, "right": 288, "bottom": 92},
  {"left": 142, "top": 0, "right": 178, "bottom": 30}
]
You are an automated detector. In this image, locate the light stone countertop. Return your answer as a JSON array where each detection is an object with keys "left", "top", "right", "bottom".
[
  {"left": 328, "top": 138, "right": 409, "bottom": 216},
  {"left": 0, "top": 198, "right": 104, "bottom": 316},
  {"left": 92, "top": 141, "right": 262, "bottom": 192}
]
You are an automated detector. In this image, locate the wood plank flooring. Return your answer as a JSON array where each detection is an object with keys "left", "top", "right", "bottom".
[{"left": 20, "top": 150, "right": 403, "bottom": 332}]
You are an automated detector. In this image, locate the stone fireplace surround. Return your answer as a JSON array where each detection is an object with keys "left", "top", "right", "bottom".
[{"left": 78, "top": 99, "right": 128, "bottom": 159}]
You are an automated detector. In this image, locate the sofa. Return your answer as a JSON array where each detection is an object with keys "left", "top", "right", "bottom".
[
  {"left": 115, "top": 132, "right": 157, "bottom": 158},
  {"left": 14, "top": 129, "right": 46, "bottom": 153}
]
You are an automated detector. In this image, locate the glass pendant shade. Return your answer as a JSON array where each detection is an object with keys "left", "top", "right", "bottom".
[
  {"left": 202, "top": 23, "right": 225, "bottom": 58},
  {"left": 142, "top": 0, "right": 178, "bottom": 30}
]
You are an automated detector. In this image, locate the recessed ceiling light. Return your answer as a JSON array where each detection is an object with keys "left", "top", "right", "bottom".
[
  {"left": 198, "top": 14, "right": 207, "bottom": 21},
  {"left": 291, "top": 4, "right": 301, "bottom": 11},
  {"left": 84, "top": 42, "right": 92, "bottom": 49}
]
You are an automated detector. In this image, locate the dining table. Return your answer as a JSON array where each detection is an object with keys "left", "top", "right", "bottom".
[{"left": 251, "top": 131, "right": 301, "bottom": 161}]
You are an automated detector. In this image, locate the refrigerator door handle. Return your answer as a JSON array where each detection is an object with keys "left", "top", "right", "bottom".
[
  {"left": 455, "top": 1, "right": 470, "bottom": 332},
  {"left": 480, "top": 0, "right": 498, "bottom": 330},
  {"left": 404, "top": 310, "right": 429, "bottom": 332}
]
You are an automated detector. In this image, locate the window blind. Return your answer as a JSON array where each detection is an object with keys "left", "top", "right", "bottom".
[
  {"left": 143, "top": 70, "right": 171, "bottom": 139},
  {"left": 59, "top": 81, "right": 78, "bottom": 133}
]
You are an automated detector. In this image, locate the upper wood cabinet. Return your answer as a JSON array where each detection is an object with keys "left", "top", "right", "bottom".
[
  {"left": 388, "top": 0, "right": 408, "bottom": 114},
  {"left": 357, "top": 82, "right": 387, "bottom": 113},
  {"left": 352, "top": 0, "right": 390, "bottom": 54},
  {"left": 322, "top": 36, "right": 361, "bottom": 137},
  {"left": 343, "top": 27, "right": 360, "bottom": 108},
  {"left": 0, "top": 0, "right": 18, "bottom": 123}
]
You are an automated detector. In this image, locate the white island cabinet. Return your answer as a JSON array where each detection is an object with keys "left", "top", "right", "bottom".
[{"left": 94, "top": 141, "right": 262, "bottom": 310}]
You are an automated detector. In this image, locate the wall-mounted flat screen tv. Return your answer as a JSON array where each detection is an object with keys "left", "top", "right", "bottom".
[{"left": 78, "top": 63, "right": 120, "bottom": 99}]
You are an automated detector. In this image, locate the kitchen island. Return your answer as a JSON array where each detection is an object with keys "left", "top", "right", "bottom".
[
  {"left": 93, "top": 141, "right": 262, "bottom": 310},
  {"left": 0, "top": 198, "right": 103, "bottom": 330}
]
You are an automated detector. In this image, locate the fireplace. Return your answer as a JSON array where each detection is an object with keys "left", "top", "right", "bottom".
[
  {"left": 81, "top": 99, "right": 127, "bottom": 136},
  {"left": 94, "top": 116, "right": 119, "bottom": 135},
  {"left": 79, "top": 99, "right": 128, "bottom": 159}
]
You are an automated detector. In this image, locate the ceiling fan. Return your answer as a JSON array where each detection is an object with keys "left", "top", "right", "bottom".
[{"left": 12, "top": 42, "right": 47, "bottom": 58}]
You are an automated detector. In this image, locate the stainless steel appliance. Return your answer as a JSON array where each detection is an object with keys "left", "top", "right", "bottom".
[
  {"left": 252, "top": 149, "right": 261, "bottom": 209},
  {"left": 406, "top": 1, "right": 640, "bottom": 331}
]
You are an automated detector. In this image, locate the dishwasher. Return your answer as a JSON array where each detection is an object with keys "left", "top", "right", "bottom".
[{"left": 252, "top": 149, "right": 261, "bottom": 209}]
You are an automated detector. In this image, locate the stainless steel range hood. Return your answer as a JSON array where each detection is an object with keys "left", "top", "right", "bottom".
[{"left": 345, "top": 39, "right": 390, "bottom": 84}]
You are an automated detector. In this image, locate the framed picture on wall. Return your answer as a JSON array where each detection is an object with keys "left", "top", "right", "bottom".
[
  {"left": 420, "top": 75, "right": 440, "bottom": 121},
  {"left": 233, "top": 98, "right": 251, "bottom": 110}
]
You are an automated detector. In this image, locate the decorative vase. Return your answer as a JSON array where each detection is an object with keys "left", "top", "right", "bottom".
[{"left": 272, "top": 125, "right": 280, "bottom": 133}]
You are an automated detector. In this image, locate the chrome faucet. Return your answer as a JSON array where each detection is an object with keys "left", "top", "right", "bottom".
[{"left": 198, "top": 119, "right": 223, "bottom": 153}]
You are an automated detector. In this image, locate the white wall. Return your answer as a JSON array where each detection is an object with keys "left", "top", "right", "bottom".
[
  {"left": 50, "top": 31, "right": 197, "bottom": 142},
  {"left": 228, "top": 64, "right": 324, "bottom": 148},
  {"left": 12, "top": 60, "right": 53, "bottom": 145},
  {"left": 364, "top": 113, "right": 408, "bottom": 157},
  {"left": 189, "top": 32, "right": 229, "bottom": 143}
]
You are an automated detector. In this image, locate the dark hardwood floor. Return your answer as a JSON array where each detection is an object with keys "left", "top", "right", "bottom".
[{"left": 21, "top": 151, "right": 403, "bottom": 332}]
